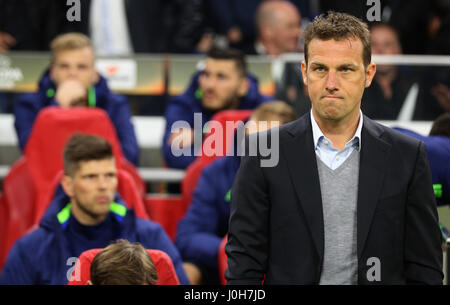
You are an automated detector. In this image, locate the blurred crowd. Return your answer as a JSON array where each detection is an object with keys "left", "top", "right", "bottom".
[{"left": 1, "top": 0, "right": 449, "bottom": 55}]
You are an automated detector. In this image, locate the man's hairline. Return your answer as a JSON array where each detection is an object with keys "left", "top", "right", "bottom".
[
  {"left": 304, "top": 36, "right": 372, "bottom": 70},
  {"left": 51, "top": 45, "right": 96, "bottom": 66},
  {"left": 64, "top": 156, "right": 116, "bottom": 178},
  {"left": 204, "top": 57, "right": 246, "bottom": 78}
]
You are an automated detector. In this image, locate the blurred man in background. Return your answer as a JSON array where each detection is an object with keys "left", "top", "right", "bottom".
[
  {"left": 162, "top": 47, "right": 273, "bottom": 169},
  {"left": 13, "top": 33, "right": 139, "bottom": 165}
]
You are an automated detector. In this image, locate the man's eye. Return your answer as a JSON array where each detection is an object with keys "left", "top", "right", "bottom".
[
  {"left": 314, "top": 67, "right": 325, "bottom": 72},
  {"left": 342, "top": 67, "right": 353, "bottom": 72}
]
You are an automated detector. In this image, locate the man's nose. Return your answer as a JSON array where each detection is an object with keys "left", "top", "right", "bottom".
[
  {"left": 202, "top": 76, "right": 216, "bottom": 89},
  {"left": 325, "top": 71, "right": 338, "bottom": 91},
  {"left": 97, "top": 176, "right": 108, "bottom": 189},
  {"left": 67, "top": 66, "right": 79, "bottom": 78}
]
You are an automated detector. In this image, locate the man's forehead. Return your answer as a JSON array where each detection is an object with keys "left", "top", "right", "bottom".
[
  {"left": 307, "top": 38, "right": 364, "bottom": 64},
  {"left": 54, "top": 47, "right": 95, "bottom": 63},
  {"left": 204, "top": 58, "right": 238, "bottom": 73},
  {"left": 77, "top": 158, "right": 116, "bottom": 173}
]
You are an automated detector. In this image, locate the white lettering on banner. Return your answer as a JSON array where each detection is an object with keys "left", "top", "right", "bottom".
[
  {"left": 66, "top": 0, "right": 81, "bottom": 22},
  {"left": 366, "top": 0, "right": 381, "bottom": 22}
]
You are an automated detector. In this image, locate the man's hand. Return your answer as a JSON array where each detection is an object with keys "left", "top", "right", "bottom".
[
  {"left": 168, "top": 128, "right": 194, "bottom": 149},
  {"left": 55, "top": 79, "right": 88, "bottom": 108},
  {"left": 0, "top": 32, "right": 16, "bottom": 52}
]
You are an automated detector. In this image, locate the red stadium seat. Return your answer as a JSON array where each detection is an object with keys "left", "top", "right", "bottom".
[
  {"left": 0, "top": 193, "right": 7, "bottom": 270},
  {"left": 144, "top": 196, "right": 185, "bottom": 241},
  {"left": 0, "top": 157, "right": 35, "bottom": 271},
  {"left": 181, "top": 110, "right": 252, "bottom": 216},
  {"left": 180, "top": 157, "right": 209, "bottom": 216},
  {"left": 199, "top": 109, "right": 252, "bottom": 165},
  {"left": 67, "top": 248, "right": 180, "bottom": 285},
  {"left": 218, "top": 236, "right": 228, "bottom": 285}
]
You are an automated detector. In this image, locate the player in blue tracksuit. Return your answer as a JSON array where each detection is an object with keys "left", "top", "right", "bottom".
[
  {"left": 0, "top": 187, "right": 189, "bottom": 285},
  {"left": 13, "top": 33, "right": 139, "bottom": 165},
  {"left": 394, "top": 117, "right": 450, "bottom": 239},
  {"left": 162, "top": 47, "right": 274, "bottom": 169},
  {"left": 176, "top": 155, "right": 240, "bottom": 276},
  {"left": 0, "top": 133, "right": 188, "bottom": 285},
  {"left": 393, "top": 127, "right": 449, "bottom": 207},
  {"left": 14, "top": 70, "right": 139, "bottom": 166},
  {"left": 175, "top": 101, "right": 297, "bottom": 284}
]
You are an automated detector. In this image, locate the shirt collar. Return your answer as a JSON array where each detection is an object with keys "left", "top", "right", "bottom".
[{"left": 310, "top": 110, "right": 363, "bottom": 151}]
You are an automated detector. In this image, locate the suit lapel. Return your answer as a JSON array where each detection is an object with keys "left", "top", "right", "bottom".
[
  {"left": 282, "top": 115, "right": 324, "bottom": 262},
  {"left": 357, "top": 116, "right": 391, "bottom": 258}
]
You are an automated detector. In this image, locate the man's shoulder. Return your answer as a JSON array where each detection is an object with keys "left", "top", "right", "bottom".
[
  {"left": 168, "top": 92, "right": 199, "bottom": 109},
  {"left": 101, "top": 92, "right": 129, "bottom": 107},
  {"left": 15, "top": 92, "right": 45, "bottom": 107},
  {"left": 278, "top": 114, "right": 309, "bottom": 139},
  {"left": 9, "top": 226, "right": 55, "bottom": 257},
  {"left": 364, "top": 117, "right": 423, "bottom": 149},
  {"left": 133, "top": 216, "right": 166, "bottom": 235}
]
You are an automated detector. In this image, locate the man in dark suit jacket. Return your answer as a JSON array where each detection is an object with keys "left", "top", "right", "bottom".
[{"left": 225, "top": 12, "right": 443, "bottom": 285}]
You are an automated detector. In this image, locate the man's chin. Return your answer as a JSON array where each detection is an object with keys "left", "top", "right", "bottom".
[{"left": 202, "top": 100, "right": 224, "bottom": 112}]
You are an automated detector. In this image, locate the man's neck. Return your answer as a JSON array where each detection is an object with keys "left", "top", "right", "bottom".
[
  {"left": 313, "top": 110, "right": 361, "bottom": 151},
  {"left": 71, "top": 201, "right": 108, "bottom": 226}
]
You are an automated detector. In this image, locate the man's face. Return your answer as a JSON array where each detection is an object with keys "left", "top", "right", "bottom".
[
  {"left": 270, "top": 7, "right": 301, "bottom": 54},
  {"left": 370, "top": 26, "right": 401, "bottom": 74},
  {"left": 371, "top": 26, "right": 401, "bottom": 55},
  {"left": 62, "top": 158, "right": 117, "bottom": 224},
  {"left": 50, "top": 47, "right": 99, "bottom": 89},
  {"left": 198, "top": 58, "right": 248, "bottom": 111},
  {"left": 301, "top": 38, "right": 376, "bottom": 123}
]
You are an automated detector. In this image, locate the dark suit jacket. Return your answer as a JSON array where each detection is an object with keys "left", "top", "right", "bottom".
[{"left": 225, "top": 113, "right": 443, "bottom": 284}]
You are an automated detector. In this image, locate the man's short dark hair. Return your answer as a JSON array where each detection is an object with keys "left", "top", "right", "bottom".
[
  {"left": 90, "top": 239, "right": 158, "bottom": 285},
  {"left": 206, "top": 47, "right": 247, "bottom": 77},
  {"left": 63, "top": 133, "right": 114, "bottom": 176},
  {"left": 303, "top": 11, "right": 371, "bottom": 67},
  {"left": 429, "top": 113, "right": 450, "bottom": 138}
]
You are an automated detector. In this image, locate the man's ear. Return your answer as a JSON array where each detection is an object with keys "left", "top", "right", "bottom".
[
  {"left": 365, "top": 63, "right": 377, "bottom": 88},
  {"left": 238, "top": 77, "right": 250, "bottom": 97},
  {"left": 300, "top": 61, "right": 308, "bottom": 86},
  {"left": 61, "top": 175, "right": 74, "bottom": 198},
  {"left": 92, "top": 71, "right": 100, "bottom": 85}
]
